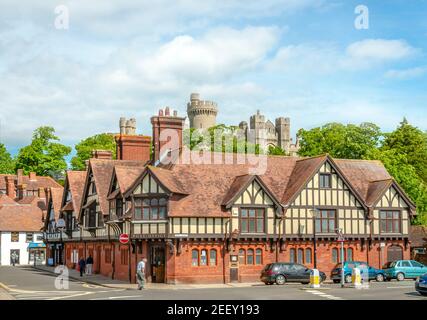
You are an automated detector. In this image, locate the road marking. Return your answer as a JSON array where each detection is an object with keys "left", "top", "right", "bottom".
[
  {"left": 90, "top": 295, "right": 140, "bottom": 300},
  {"left": 305, "top": 290, "right": 345, "bottom": 300},
  {"left": 386, "top": 286, "right": 414, "bottom": 289},
  {"left": 48, "top": 292, "right": 94, "bottom": 300}
]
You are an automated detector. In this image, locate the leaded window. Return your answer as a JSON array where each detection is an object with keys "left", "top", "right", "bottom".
[
  {"left": 380, "top": 211, "right": 400, "bottom": 233},
  {"left": 134, "top": 197, "right": 167, "bottom": 220},
  {"left": 315, "top": 210, "right": 336, "bottom": 233},
  {"left": 240, "top": 208, "right": 265, "bottom": 233}
]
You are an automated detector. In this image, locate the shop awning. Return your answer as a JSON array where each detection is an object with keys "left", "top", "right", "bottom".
[{"left": 28, "top": 242, "right": 46, "bottom": 249}]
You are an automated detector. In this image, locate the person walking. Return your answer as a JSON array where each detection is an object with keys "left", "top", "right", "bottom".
[
  {"left": 86, "top": 255, "right": 93, "bottom": 275},
  {"left": 136, "top": 258, "right": 147, "bottom": 290},
  {"left": 78, "top": 257, "right": 86, "bottom": 277}
]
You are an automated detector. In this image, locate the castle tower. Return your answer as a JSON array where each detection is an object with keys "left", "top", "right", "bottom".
[
  {"left": 187, "top": 93, "right": 218, "bottom": 130},
  {"left": 275, "top": 117, "right": 291, "bottom": 152},
  {"left": 250, "top": 110, "right": 266, "bottom": 148}
]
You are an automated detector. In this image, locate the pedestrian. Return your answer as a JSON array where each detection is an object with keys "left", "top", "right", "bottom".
[
  {"left": 136, "top": 258, "right": 147, "bottom": 290},
  {"left": 86, "top": 255, "right": 93, "bottom": 275},
  {"left": 78, "top": 257, "right": 86, "bottom": 277}
]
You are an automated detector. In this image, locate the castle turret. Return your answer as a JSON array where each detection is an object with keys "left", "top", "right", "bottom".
[
  {"left": 250, "top": 110, "right": 267, "bottom": 148},
  {"left": 275, "top": 117, "right": 291, "bottom": 151},
  {"left": 187, "top": 93, "right": 218, "bottom": 130}
]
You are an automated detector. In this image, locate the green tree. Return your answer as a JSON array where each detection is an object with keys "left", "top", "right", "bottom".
[
  {"left": 71, "top": 133, "right": 116, "bottom": 170},
  {"left": 15, "top": 126, "right": 71, "bottom": 177},
  {"left": 0, "top": 143, "right": 15, "bottom": 174},
  {"left": 268, "top": 145, "right": 286, "bottom": 156},
  {"left": 381, "top": 118, "right": 427, "bottom": 183},
  {"left": 298, "top": 122, "right": 381, "bottom": 159}
]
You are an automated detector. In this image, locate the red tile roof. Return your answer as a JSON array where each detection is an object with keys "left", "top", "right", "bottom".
[
  {"left": 0, "top": 203, "right": 44, "bottom": 232},
  {"left": 0, "top": 173, "right": 61, "bottom": 191},
  {"left": 62, "top": 171, "right": 86, "bottom": 213}
]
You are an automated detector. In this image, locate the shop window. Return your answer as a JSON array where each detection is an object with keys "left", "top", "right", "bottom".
[
  {"left": 209, "top": 249, "right": 217, "bottom": 266},
  {"left": 11, "top": 232, "right": 19, "bottom": 242},
  {"left": 200, "top": 249, "right": 208, "bottom": 266},
  {"left": 192, "top": 249, "right": 199, "bottom": 266},
  {"left": 247, "top": 249, "right": 254, "bottom": 265},
  {"left": 305, "top": 248, "right": 312, "bottom": 264},
  {"left": 239, "top": 249, "right": 246, "bottom": 265},
  {"left": 289, "top": 248, "right": 296, "bottom": 263},
  {"left": 255, "top": 249, "right": 262, "bottom": 265},
  {"left": 297, "top": 248, "right": 304, "bottom": 264}
]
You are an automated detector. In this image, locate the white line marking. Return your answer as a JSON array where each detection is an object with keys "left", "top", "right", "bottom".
[
  {"left": 48, "top": 292, "right": 94, "bottom": 300},
  {"left": 386, "top": 286, "right": 414, "bottom": 289}
]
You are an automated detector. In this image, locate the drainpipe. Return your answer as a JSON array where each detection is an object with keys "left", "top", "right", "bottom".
[
  {"left": 276, "top": 213, "right": 285, "bottom": 263},
  {"left": 223, "top": 218, "right": 231, "bottom": 284}
]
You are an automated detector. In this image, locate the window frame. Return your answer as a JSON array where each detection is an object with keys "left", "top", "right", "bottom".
[
  {"left": 255, "top": 248, "right": 263, "bottom": 265},
  {"left": 239, "top": 208, "right": 265, "bottom": 234},
  {"left": 26, "top": 233, "right": 33, "bottom": 243},
  {"left": 134, "top": 196, "right": 168, "bottom": 221},
  {"left": 11, "top": 232, "right": 19, "bottom": 242},
  {"left": 319, "top": 173, "right": 332, "bottom": 189},
  {"left": 209, "top": 249, "right": 217, "bottom": 266},
  {"left": 289, "top": 248, "right": 296, "bottom": 263},
  {"left": 379, "top": 210, "right": 401, "bottom": 234},
  {"left": 315, "top": 209, "right": 337, "bottom": 234}
]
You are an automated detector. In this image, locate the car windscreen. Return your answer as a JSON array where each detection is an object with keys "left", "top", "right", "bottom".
[{"left": 383, "top": 261, "right": 396, "bottom": 269}]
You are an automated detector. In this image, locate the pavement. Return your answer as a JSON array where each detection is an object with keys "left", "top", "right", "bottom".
[
  {"left": 0, "top": 265, "right": 426, "bottom": 300},
  {"left": 33, "top": 264, "right": 261, "bottom": 290}
]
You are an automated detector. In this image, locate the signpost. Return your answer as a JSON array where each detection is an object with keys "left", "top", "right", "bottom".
[
  {"left": 336, "top": 228, "right": 345, "bottom": 288},
  {"left": 119, "top": 233, "right": 129, "bottom": 244}
]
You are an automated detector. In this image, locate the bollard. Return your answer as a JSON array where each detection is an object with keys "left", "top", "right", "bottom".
[
  {"left": 310, "top": 269, "right": 320, "bottom": 288},
  {"left": 352, "top": 267, "right": 362, "bottom": 289}
]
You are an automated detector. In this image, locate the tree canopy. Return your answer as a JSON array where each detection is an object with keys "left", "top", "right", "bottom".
[
  {"left": 15, "top": 126, "right": 71, "bottom": 178},
  {"left": 0, "top": 143, "right": 15, "bottom": 174},
  {"left": 71, "top": 133, "right": 116, "bottom": 170},
  {"left": 297, "top": 122, "right": 381, "bottom": 159}
]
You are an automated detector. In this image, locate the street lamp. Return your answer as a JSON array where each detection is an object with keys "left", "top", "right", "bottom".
[{"left": 308, "top": 208, "right": 319, "bottom": 269}]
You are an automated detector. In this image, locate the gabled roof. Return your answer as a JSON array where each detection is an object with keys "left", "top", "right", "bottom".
[
  {"left": 62, "top": 171, "right": 86, "bottom": 214},
  {"left": 113, "top": 166, "right": 146, "bottom": 195},
  {"left": 45, "top": 187, "right": 64, "bottom": 222},
  {"left": 81, "top": 159, "right": 146, "bottom": 217},
  {"left": 282, "top": 155, "right": 326, "bottom": 205},
  {"left": 365, "top": 179, "right": 394, "bottom": 207}
]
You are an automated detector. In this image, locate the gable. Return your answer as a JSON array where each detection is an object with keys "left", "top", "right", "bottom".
[
  {"left": 375, "top": 185, "right": 410, "bottom": 209},
  {"left": 233, "top": 180, "right": 274, "bottom": 206},
  {"left": 133, "top": 172, "right": 166, "bottom": 195},
  {"left": 291, "top": 160, "right": 363, "bottom": 208}
]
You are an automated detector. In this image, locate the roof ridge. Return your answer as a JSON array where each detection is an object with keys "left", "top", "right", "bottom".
[{"left": 296, "top": 154, "right": 328, "bottom": 162}]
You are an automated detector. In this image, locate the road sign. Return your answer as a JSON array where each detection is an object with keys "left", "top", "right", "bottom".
[{"left": 119, "top": 233, "right": 129, "bottom": 244}]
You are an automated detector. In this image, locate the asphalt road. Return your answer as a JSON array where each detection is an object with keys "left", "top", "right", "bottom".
[{"left": 0, "top": 266, "right": 426, "bottom": 300}]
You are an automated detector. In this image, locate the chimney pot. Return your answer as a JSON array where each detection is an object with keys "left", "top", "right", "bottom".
[
  {"left": 18, "top": 183, "right": 27, "bottom": 200},
  {"left": 29, "top": 172, "right": 36, "bottom": 181},
  {"left": 17, "top": 169, "right": 23, "bottom": 184},
  {"left": 6, "top": 176, "right": 15, "bottom": 198},
  {"left": 165, "top": 107, "right": 170, "bottom": 116},
  {"left": 173, "top": 110, "right": 178, "bottom": 117},
  {"left": 159, "top": 109, "right": 164, "bottom": 116}
]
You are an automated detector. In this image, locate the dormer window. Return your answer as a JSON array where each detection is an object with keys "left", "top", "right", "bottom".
[
  {"left": 134, "top": 197, "right": 167, "bottom": 220},
  {"left": 240, "top": 208, "right": 265, "bottom": 233},
  {"left": 319, "top": 173, "right": 331, "bottom": 188}
]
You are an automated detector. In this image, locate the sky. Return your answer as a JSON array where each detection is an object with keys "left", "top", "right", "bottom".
[{"left": 0, "top": 0, "right": 426, "bottom": 156}]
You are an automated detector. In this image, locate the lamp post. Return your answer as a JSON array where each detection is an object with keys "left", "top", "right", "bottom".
[{"left": 309, "top": 209, "right": 319, "bottom": 269}]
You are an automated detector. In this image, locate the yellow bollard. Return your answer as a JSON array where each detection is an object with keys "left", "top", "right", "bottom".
[
  {"left": 310, "top": 269, "right": 320, "bottom": 288},
  {"left": 352, "top": 267, "right": 362, "bottom": 289}
]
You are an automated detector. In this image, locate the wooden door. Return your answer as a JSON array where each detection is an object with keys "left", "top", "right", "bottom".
[
  {"left": 387, "top": 245, "right": 403, "bottom": 263},
  {"left": 150, "top": 245, "right": 165, "bottom": 283}
]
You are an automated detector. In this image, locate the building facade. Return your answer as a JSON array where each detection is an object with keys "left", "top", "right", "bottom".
[
  {"left": 0, "top": 171, "right": 60, "bottom": 265},
  {"left": 43, "top": 106, "right": 416, "bottom": 285}
]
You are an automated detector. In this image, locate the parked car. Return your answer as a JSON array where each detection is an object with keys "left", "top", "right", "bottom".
[
  {"left": 383, "top": 260, "right": 427, "bottom": 281},
  {"left": 415, "top": 273, "right": 427, "bottom": 296},
  {"left": 331, "top": 261, "right": 386, "bottom": 283},
  {"left": 260, "top": 263, "right": 326, "bottom": 285}
]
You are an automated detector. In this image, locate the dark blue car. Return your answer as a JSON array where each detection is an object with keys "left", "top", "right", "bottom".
[
  {"left": 331, "top": 261, "right": 386, "bottom": 283},
  {"left": 415, "top": 273, "right": 427, "bottom": 296}
]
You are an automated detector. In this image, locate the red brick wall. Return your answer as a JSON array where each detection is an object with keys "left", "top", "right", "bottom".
[{"left": 60, "top": 239, "right": 410, "bottom": 283}]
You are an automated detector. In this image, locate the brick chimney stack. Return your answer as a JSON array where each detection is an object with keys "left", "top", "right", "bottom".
[
  {"left": 91, "top": 150, "right": 113, "bottom": 160},
  {"left": 115, "top": 117, "right": 151, "bottom": 163},
  {"left": 17, "top": 183, "right": 27, "bottom": 200},
  {"left": 17, "top": 169, "right": 23, "bottom": 185},
  {"left": 151, "top": 107, "right": 186, "bottom": 163},
  {"left": 6, "top": 176, "right": 15, "bottom": 198},
  {"left": 29, "top": 172, "right": 37, "bottom": 181}
]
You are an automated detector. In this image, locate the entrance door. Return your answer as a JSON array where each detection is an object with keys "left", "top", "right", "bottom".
[
  {"left": 10, "top": 249, "right": 20, "bottom": 265},
  {"left": 387, "top": 245, "right": 403, "bottom": 263},
  {"left": 230, "top": 255, "right": 239, "bottom": 282},
  {"left": 150, "top": 245, "right": 165, "bottom": 283}
]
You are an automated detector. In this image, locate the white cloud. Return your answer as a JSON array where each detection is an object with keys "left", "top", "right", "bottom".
[
  {"left": 384, "top": 66, "right": 427, "bottom": 80},
  {"left": 346, "top": 39, "right": 417, "bottom": 61}
]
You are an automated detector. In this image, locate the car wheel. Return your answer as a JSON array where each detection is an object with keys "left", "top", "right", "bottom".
[
  {"left": 345, "top": 274, "right": 352, "bottom": 283},
  {"left": 396, "top": 272, "right": 405, "bottom": 281},
  {"left": 275, "top": 275, "right": 286, "bottom": 285},
  {"left": 375, "top": 274, "right": 385, "bottom": 282},
  {"left": 333, "top": 280, "right": 340, "bottom": 284}
]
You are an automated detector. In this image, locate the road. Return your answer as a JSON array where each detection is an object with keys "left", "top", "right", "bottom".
[{"left": 0, "top": 266, "right": 426, "bottom": 300}]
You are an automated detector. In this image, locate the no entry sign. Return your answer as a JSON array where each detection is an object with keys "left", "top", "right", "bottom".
[{"left": 119, "top": 233, "right": 129, "bottom": 244}]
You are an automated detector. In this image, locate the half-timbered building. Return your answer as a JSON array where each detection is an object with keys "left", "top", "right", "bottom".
[{"left": 48, "top": 108, "right": 416, "bottom": 284}]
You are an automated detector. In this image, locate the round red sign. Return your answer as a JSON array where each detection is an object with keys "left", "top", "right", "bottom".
[{"left": 119, "top": 233, "right": 129, "bottom": 244}]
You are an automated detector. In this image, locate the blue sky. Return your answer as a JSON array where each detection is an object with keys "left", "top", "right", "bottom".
[{"left": 0, "top": 0, "right": 426, "bottom": 156}]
